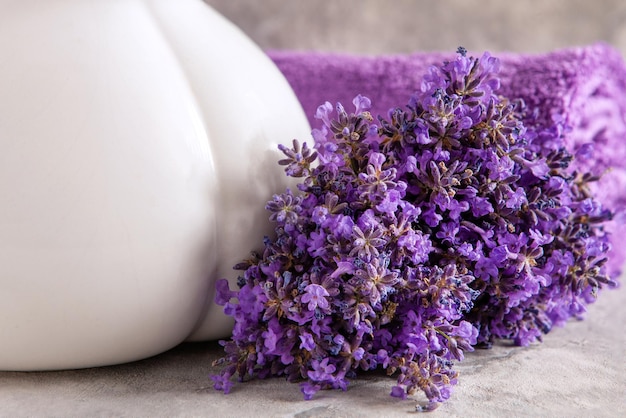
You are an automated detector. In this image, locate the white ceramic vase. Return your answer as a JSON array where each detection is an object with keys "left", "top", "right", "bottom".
[{"left": 0, "top": 0, "right": 310, "bottom": 370}]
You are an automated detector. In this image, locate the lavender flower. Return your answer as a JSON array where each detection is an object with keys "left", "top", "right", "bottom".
[
  {"left": 213, "top": 49, "right": 621, "bottom": 410},
  {"left": 301, "top": 284, "right": 330, "bottom": 312}
]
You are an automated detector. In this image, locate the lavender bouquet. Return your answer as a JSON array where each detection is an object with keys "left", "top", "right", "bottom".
[{"left": 212, "top": 48, "right": 621, "bottom": 410}]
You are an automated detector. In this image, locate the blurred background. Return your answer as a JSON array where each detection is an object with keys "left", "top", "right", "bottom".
[{"left": 205, "top": 0, "right": 626, "bottom": 56}]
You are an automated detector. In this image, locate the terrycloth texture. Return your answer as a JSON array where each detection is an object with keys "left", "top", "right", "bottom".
[{"left": 269, "top": 43, "right": 626, "bottom": 276}]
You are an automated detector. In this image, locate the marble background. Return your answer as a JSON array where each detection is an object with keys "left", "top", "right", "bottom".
[{"left": 205, "top": 0, "right": 626, "bottom": 55}]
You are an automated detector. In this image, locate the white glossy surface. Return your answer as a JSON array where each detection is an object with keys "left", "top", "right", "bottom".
[{"left": 0, "top": 0, "right": 309, "bottom": 370}]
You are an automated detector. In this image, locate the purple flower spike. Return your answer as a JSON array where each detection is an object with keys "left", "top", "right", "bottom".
[{"left": 213, "top": 47, "right": 623, "bottom": 410}]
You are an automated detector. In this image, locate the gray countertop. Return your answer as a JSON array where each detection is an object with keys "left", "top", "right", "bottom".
[{"left": 2, "top": 282, "right": 623, "bottom": 417}]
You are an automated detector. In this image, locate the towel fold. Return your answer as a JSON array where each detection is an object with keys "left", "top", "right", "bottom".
[{"left": 269, "top": 44, "right": 626, "bottom": 275}]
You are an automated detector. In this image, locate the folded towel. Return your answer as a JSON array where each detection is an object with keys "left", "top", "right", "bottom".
[{"left": 269, "top": 44, "right": 626, "bottom": 276}]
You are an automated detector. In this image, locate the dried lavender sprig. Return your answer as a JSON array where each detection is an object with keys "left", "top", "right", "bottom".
[{"left": 212, "top": 49, "right": 619, "bottom": 409}]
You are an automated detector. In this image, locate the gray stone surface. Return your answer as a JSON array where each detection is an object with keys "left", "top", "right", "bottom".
[
  {"left": 205, "top": 0, "right": 626, "bottom": 56},
  {"left": 1, "top": 284, "right": 624, "bottom": 417},
  {"left": 2, "top": 1, "right": 626, "bottom": 416}
]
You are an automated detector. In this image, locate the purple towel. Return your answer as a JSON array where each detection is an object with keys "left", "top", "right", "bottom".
[{"left": 269, "top": 44, "right": 626, "bottom": 276}]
